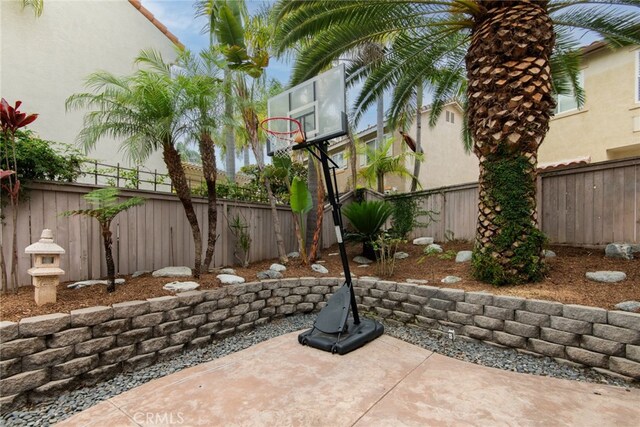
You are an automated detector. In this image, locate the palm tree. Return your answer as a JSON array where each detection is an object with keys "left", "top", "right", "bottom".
[
  {"left": 20, "top": 0, "right": 43, "bottom": 17},
  {"left": 358, "top": 137, "right": 420, "bottom": 194},
  {"left": 66, "top": 49, "right": 207, "bottom": 278},
  {"left": 175, "top": 47, "right": 226, "bottom": 270},
  {"left": 273, "top": 0, "right": 640, "bottom": 285}
]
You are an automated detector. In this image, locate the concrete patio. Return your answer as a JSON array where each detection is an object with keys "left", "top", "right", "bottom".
[{"left": 57, "top": 331, "right": 639, "bottom": 426}]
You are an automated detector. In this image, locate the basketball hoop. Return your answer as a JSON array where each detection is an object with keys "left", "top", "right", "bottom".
[{"left": 260, "top": 116, "right": 306, "bottom": 157}]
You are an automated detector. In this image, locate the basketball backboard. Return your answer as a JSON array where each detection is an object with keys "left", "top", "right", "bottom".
[{"left": 266, "top": 64, "right": 347, "bottom": 156}]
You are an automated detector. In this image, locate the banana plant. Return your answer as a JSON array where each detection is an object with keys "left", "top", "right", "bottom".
[{"left": 290, "top": 176, "right": 312, "bottom": 264}]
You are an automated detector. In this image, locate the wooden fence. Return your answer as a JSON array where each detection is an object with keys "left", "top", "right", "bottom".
[
  {"left": 1, "top": 182, "right": 303, "bottom": 287},
  {"left": 387, "top": 157, "right": 639, "bottom": 245},
  {"left": 2, "top": 157, "right": 638, "bottom": 287}
]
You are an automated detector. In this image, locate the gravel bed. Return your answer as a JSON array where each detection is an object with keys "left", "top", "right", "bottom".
[{"left": 2, "top": 314, "right": 636, "bottom": 426}]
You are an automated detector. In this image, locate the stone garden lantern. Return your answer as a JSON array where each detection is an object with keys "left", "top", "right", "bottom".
[{"left": 25, "top": 229, "right": 65, "bottom": 305}]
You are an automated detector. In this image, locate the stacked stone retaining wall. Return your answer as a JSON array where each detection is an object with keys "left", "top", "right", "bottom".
[{"left": 1, "top": 278, "right": 638, "bottom": 410}]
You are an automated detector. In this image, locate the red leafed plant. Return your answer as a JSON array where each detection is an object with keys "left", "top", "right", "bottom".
[{"left": 1, "top": 98, "right": 38, "bottom": 293}]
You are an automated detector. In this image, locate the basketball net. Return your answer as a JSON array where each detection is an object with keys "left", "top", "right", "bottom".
[{"left": 260, "top": 117, "right": 306, "bottom": 158}]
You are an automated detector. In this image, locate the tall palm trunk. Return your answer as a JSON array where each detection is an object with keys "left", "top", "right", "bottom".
[
  {"left": 410, "top": 84, "right": 423, "bottom": 192},
  {"left": 466, "top": 0, "right": 554, "bottom": 285},
  {"left": 306, "top": 151, "right": 324, "bottom": 262},
  {"left": 199, "top": 132, "right": 217, "bottom": 271},
  {"left": 163, "top": 142, "right": 203, "bottom": 278},
  {"left": 224, "top": 70, "right": 236, "bottom": 183},
  {"left": 305, "top": 152, "right": 317, "bottom": 253},
  {"left": 101, "top": 222, "right": 116, "bottom": 293}
]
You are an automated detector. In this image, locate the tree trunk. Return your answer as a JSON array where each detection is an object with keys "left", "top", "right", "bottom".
[
  {"left": 410, "top": 84, "right": 423, "bottom": 192},
  {"left": 163, "top": 142, "right": 203, "bottom": 278},
  {"left": 101, "top": 222, "right": 116, "bottom": 293},
  {"left": 305, "top": 151, "right": 317, "bottom": 254},
  {"left": 377, "top": 172, "right": 384, "bottom": 193},
  {"left": 308, "top": 160, "right": 325, "bottom": 262},
  {"left": 377, "top": 95, "right": 384, "bottom": 148},
  {"left": 243, "top": 146, "right": 250, "bottom": 167},
  {"left": 224, "top": 70, "right": 236, "bottom": 183},
  {"left": 348, "top": 132, "right": 358, "bottom": 190},
  {"left": 199, "top": 132, "right": 217, "bottom": 271},
  {"left": 10, "top": 196, "right": 18, "bottom": 292},
  {"left": 466, "top": 0, "right": 554, "bottom": 285}
]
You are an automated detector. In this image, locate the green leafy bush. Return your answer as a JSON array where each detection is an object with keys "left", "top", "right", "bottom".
[
  {"left": 389, "top": 196, "right": 438, "bottom": 239},
  {"left": 0, "top": 130, "right": 84, "bottom": 183},
  {"left": 342, "top": 200, "right": 393, "bottom": 259}
]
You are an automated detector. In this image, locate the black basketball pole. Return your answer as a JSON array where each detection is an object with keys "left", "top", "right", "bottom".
[{"left": 315, "top": 141, "right": 360, "bottom": 324}]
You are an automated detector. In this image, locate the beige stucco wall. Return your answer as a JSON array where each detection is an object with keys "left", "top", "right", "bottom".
[
  {"left": 540, "top": 45, "right": 640, "bottom": 163},
  {"left": 0, "top": 0, "right": 178, "bottom": 176},
  {"left": 406, "top": 106, "right": 479, "bottom": 190}
]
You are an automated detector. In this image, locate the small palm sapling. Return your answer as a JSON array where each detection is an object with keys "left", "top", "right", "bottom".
[{"left": 62, "top": 188, "right": 144, "bottom": 292}]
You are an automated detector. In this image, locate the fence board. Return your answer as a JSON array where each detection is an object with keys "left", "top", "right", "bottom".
[{"left": 3, "top": 157, "right": 638, "bottom": 287}]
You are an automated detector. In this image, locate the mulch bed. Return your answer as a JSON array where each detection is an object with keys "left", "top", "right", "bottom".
[{"left": 1, "top": 242, "right": 638, "bottom": 322}]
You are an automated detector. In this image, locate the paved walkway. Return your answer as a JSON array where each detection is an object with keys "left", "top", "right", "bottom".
[{"left": 58, "top": 332, "right": 639, "bottom": 426}]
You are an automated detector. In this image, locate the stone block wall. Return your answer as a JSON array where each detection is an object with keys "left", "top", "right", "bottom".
[{"left": 1, "top": 277, "right": 638, "bottom": 410}]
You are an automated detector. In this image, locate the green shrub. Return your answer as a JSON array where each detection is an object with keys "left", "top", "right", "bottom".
[
  {"left": 342, "top": 200, "right": 393, "bottom": 259},
  {"left": 389, "top": 196, "right": 438, "bottom": 239},
  {"left": 0, "top": 130, "right": 84, "bottom": 183}
]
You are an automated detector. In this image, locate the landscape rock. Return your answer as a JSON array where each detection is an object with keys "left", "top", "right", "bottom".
[
  {"left": 585, "top": 271, "right": 627, "bottom": 283},
  {"left": 131, "top": 271, "right": 150, "bottom": 278},
  {"left": 424, "top": 244, "right": 443, "bottom": 254},
  {"left": 455, "top": 251, "right": 473, "bottom": 263},
  {"left": 605, "top": 243, "right": 633, "bottom": 260},
  {"left": 163, "top": 281, "right": 200, "bottom": 292},
  {"left": 353, "top": 256, "right": 373, "bottom": 264},
  {"left": 406, "top": 279, "right": 429, "bottom": 284},
  {"left": 441, "top": 275, "right": 462, "bottom": 284},
  {"left": 270, "top": 263, "right": 287, "bottom": 272},
  {"left": 287, "top": 252, "right": 300, "bottom": 258},
  {"left": 631, "top": 244, "right": 640, "bottom": 253},
  {"left": 216, "top": 274, "right": 245, "bottom": 285},
  {"left": 394, "top": 252, "right": 409, "bottom": 260},
  {"left": 219, "top": 268, "right": 236, "bottom": 275},
  {"left": 257, "top": 270, "right": 283, "bottom": 280},
  {"left": 311, "top": 264, "right": 329, "bottom": 274},
  {"left": 543, "top": 250, "right": 556, "bottom": 258},
  {"left": 614, "top": 301, "right": 640, "bottom": 312},
  {"left": 152, "top": 266, "right": 192, "bottom": 278},
  {"left": 357, "top": 264, "right": 370, "bottom": 268},
  {"left": 412, "top": 237, "right": 434, "bottom": 245},
  {"left": 67, "top": 279, "right": 125, "bottom": 289},
  {"left": 359, "top": 276, "right": 380, "bottom": 281},
  {"left": 328, "top": 252, "right": 339, "bottom": 256}
]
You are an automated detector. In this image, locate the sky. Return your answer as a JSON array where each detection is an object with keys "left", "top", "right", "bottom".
[
  {"left": 140, "top": 0, "right": 606, "bottom": 159},
  {"left": 140, "top": 0, "right": 381, "bottom": 132}
]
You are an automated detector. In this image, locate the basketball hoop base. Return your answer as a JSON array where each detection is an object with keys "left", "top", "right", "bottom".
[{"left": 298, "top": 318, "right": 384, "bottom": 355}]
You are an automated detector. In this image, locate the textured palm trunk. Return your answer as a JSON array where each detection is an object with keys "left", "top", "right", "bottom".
[
  {"left": 466, "top": 0, "right": 554, "bottom": 285},
  {"left": 348, "top": 132, "right": 358, "bottom": 190},
  {"left": 163, "top": 142, "right": 202, "bottom": 278},
  {"left": 199, "top": 132, "right": 217, "bottom": 271},
  {"left": 410, "top": 84, "right": 423, "bottom": 192},
  {"left": 224, "top": 70, "right": 236, "bottom": 183},
  {"left": 305, "top": 152, "right": 318, "bottom": 258},
  {"left": 101, "top": 222, "right": 116, "bottom": 293},
  {"left": 308, "top": 160, "right": 325, "bottom": 262}
]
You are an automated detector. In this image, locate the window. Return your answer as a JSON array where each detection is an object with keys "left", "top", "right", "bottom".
[
  {"left": 331, "top": 151, "right": 345, "bottom": 169},
  {"left": 555, "top": 71, "right": 584, "bottom": 114},
  {"left": 445, "top": 110, "right": 455, "bottom": 123}
]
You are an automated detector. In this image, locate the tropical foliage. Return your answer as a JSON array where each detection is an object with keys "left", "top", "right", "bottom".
[
  {"left": 1, "top": 99, "right": 39, "bottom": 293},
  {"left": 358, "top": 137, "right": 421, "bottom": 193},
  {"left": 67, "top": 49, "right": 224, "bottom": 277},
  {"left": 62, "top": 188, "right": 145, "bottom": 293},
  {"left": 342, "top": 200, "right": 394, "bottom": 259},
  {"left": 273, "top": 0, "right": 640, "bottom": 284}
]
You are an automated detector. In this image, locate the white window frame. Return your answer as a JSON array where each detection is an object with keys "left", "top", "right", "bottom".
[
  {"left": 554, "top": 71, "right": 584, "bottom": 114},
  {"left": 331, "top": 151, "right": 346, "bottom": 169}
]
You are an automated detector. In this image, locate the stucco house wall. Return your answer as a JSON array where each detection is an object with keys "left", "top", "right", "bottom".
[
  {"left": 539, "top": 43, "right": 640, "bottom": 164},
  {"left": 1, "top": 0, "right": 181, "bottom": 177}
]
